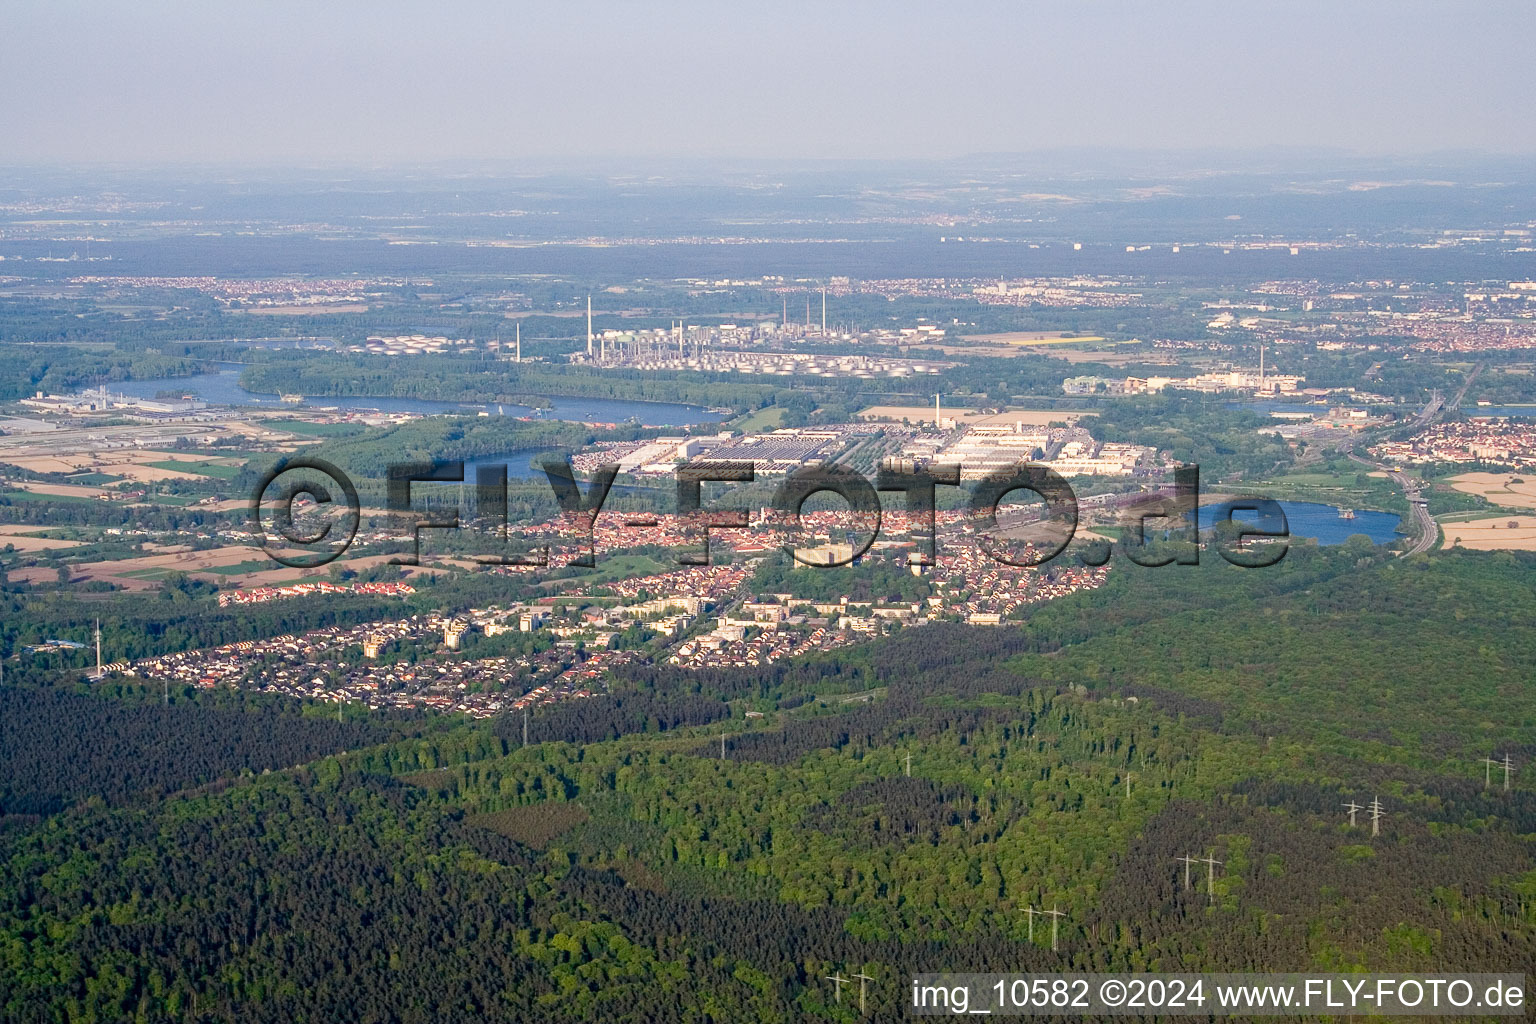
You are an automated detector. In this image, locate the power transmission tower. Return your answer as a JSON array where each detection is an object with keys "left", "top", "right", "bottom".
[
  {"left": 1175, "top": 854, "right": 1197, "bottom": 890},
  {"left": 1201, "top": 853, "right": 1222, "bottom": 905},
  {"left": 522, "top": 709, "right": 529, "bottom": 747},
  {"left": 904, "top": 752, "right": 912, "bottom": 777},
  {"left": 1343, "top": 800, "right": 1362, "bottom": 827},
  {"left": 1124, "top": 772, "right": 1133, "bottom": 799},
  {"left": 1482, "top": 756, "right": 1500, "bottom": 790},
  {"left": 852, "top": 972, "right": 873, "bottom": 1013},
  {"left": 1024, "top": 905, "right": 1042, "bottom": 942},
  {"left": 1502, "top": 754, "right": 1516, "bottom": 792},
  {"left": 824, "top": 973, "right": 847, "bottom": 1005},
  {"left": 1044, "top": 905, "right": 1066, "bottom": 951},
  {"left": 1368, "top": 795, "right": 1384, "bottom": 837},
  {"left": 720, "top": 728, "right": 726, "bottom": 760}
]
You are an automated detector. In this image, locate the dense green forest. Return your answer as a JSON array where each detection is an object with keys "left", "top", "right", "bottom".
[
  {"left": 0, "top": 343, "right": 208, "bottom": 401},
  {"left": 238, "top": 352, "right": 785, "bottom": 414},
  {"left": 0, "top": 686, "right": 436, "bottom": 816},
  {"left": 0, "top": 548, "right": 1532, "bottom": 1021}
]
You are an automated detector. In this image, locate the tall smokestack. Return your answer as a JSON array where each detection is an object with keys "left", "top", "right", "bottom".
[
  {"left": 586, "top": 296, "right": 593, "bottom": 358},
  {"left": 935, "top": 393, "right": 941, "bottom": 427},
  {"left": 821, "top": 287, "right": 826, "bottom": 331},
  {"left": 516, "top": 322, "right": 521, "bottom": 363}
]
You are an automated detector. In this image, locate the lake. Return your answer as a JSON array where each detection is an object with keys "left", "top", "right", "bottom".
[
  {"left": 114, "top": 366, "right": 723, "bottom": 427},
  {"left": 1195, "top": 500, "right": 1402, "bottom": 546}
]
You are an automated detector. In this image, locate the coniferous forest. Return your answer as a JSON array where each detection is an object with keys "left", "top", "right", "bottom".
[{"left": 1, "top": 547, "right": 1534, "bottom": 1022}]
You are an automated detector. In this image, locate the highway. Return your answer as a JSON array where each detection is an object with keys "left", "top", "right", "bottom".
[
  {"left": 1331, "top": 366, "right": 1488, "bottom": 558},
  {"left": 1389, "top": 469, "right": 1437, "bottom": 556},
  {"left": 1339, "top": 442, "right": 1436, "bottom": 555},
  {"left": 1449, "top": 362, "right": 1484, "bottom": 413}
]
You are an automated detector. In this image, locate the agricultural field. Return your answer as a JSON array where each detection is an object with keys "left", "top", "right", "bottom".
[
  {"left": 1440, "top": 514, "right": 1536, "bottom": 551},
  {"left": 1450, "top": 471, "right": 1536, "bottom": 510}
]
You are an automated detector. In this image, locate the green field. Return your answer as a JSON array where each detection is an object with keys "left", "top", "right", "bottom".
[
  {"left": 539, "top": 552, "right": 669, "bottom": 589},
  {"left": 145, "top": 460, "right": 243, "bottom": 480},
  {"left": 1437, "top": 510, "right": 1503, "bottom": 523},
  {"left": 114, "top": 567, "right": 177, "bottom": 580},
  {"left": 0, "top": 489, "right": 96, "bottom": 504},
  {"left": 200, "top": 559, "right": 277, "bottom": 576},
  {"left": 730, "top": 406, "right": 787, "bottom": 432},
  {"left": 272, "top": 420, "right": 369, "bottom": 438},
  {"left": 1238, "top": 464, "right": 1406, "bottom": 514}
]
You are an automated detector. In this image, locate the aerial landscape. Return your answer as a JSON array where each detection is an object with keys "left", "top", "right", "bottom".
[{"left": 1, "top": 3, "right": 1534, "bottom": 1022}]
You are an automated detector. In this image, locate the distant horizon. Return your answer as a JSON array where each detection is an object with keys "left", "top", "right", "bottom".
[
  {"left": 3, "top": 146, "right": 1536, "bottom": 179},
  {"left": 5, "top": 1, "right": 1533, "bottom": 165}
]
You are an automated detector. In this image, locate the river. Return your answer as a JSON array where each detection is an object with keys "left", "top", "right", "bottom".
[
  {"left": 113, "top": 365, "right": 723, "bottom": 427},
  {"left": 1469, "top": 405, "right": 1536, "bottom": 418}
]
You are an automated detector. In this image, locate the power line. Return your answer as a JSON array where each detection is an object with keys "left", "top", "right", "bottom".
[
  {"left": 1175, "top": 854, "right": 1197, "bottom": 890},
  {"left": 1201, "top": 853, "right": 1222, "bottom": 905},
  {"left": 1043, "top": 905, "right": 1066, "bottom": 952},
  {"left": 852, "top": 971, "right": 874, "bottom": 1013}
]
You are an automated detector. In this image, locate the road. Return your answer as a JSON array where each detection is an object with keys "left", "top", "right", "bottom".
[
  {"left": 1449, "top": 362, "right": 1484, "bottom": 413},
  {"left": 1330, "top": 368, "right": 1485, "bottom": 557},
  {"left": 1339, "top": 440, "right": 1437, "bottom": 556},
  {"left": 1388, "top": 470, "right": 1437, "bottom": 556}
]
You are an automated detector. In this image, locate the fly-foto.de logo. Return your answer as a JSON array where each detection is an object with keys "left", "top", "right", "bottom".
[{"left": 250, "top": 457, "right": 1290, "bottom": 571}]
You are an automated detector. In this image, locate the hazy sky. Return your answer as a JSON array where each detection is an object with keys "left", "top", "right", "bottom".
[{"left": 4, "top": 0, "right": 1534, "bottom": 165}]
